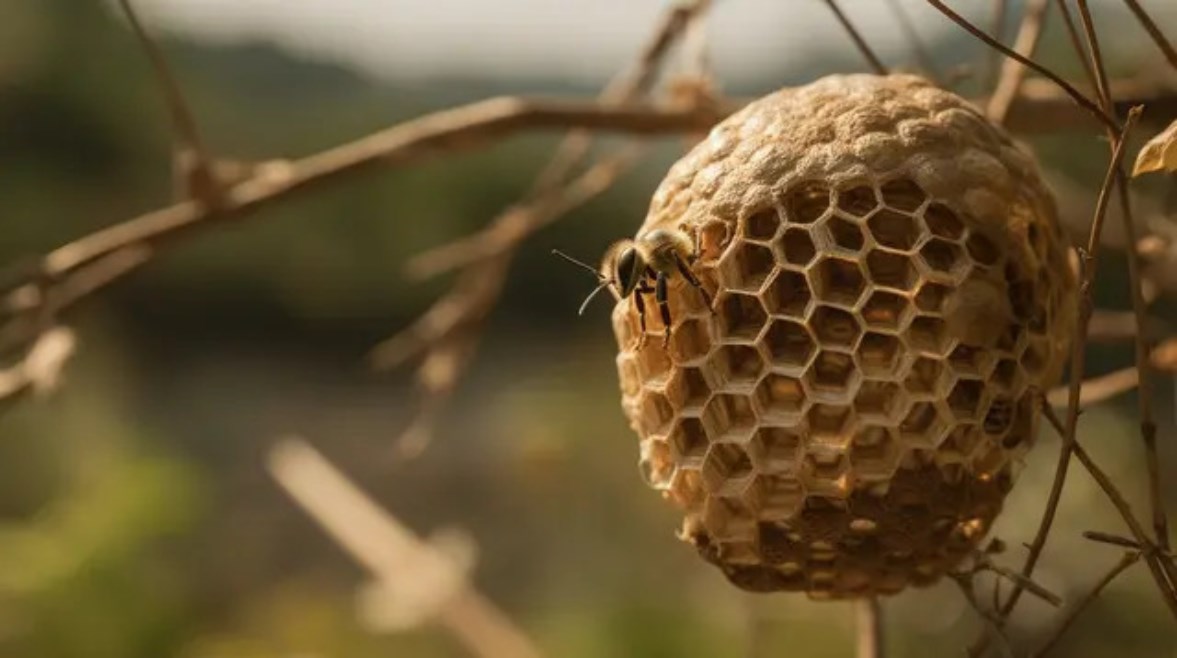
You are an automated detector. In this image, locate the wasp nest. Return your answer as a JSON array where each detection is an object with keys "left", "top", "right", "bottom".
[{"left": 612, "top": 74, "right": 1076, "bottom": 598}]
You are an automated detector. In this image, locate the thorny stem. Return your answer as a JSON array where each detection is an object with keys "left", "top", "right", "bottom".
[{"left": 821, "top": 0, "right": 889, "bottom": 76}]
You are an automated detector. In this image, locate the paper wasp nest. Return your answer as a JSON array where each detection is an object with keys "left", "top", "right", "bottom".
[{"left": 612, "top": 74, "right": 1076, "bottom": 598}]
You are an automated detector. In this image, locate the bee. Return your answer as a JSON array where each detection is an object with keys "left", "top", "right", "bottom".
[{"left": 554, "top": 226, "right": 714, "bottom": 348}]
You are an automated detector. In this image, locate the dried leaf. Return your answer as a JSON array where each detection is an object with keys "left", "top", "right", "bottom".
[{"left": 1133, "top": 119, "right": 1177, "bottom": 176}]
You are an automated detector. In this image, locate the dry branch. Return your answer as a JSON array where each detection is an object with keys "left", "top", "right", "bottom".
[{"left": 987, "top": 0, "right": 1050, "bottom": 124}]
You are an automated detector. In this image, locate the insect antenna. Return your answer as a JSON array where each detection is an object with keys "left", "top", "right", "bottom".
[{"left": 552, "top": 249, "right": 614, "bottom": 315}]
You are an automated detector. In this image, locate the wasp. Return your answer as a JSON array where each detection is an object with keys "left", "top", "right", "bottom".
[{"left": 554, "top": 227, "right": 714, "bottom": 348}]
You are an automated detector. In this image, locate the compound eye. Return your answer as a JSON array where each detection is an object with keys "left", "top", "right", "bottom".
[{"left": 616, "top": 247, "right": 642, "bottom": 297}]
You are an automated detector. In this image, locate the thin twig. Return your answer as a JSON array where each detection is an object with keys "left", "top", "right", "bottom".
[
  {"left": 1030, "top": 552, "right": 1142, "bottom": 657},
  {"left": 1053, "top": 0, "right": 1099, "bottom": 103},
  {"left": 855, "top": 598, "right": 884, "bottom": 658},
  {"left": 924, "top": 0, "right": 1119, "bottom": 133},
  {"left": 821, "top": 0, "right": 889, "bottom": 75},
  {"left": 882, "top": 0, "right": 942, "bottom": 81},
  {"left": 985, "top": 0, "right": 1011, "bottom": 90},
  {"left": 1120, "top": 0, "right": 1177, "bottom": 71},
  {"left": 1044, "top": 365, "right": 1138, "bottom": 407},
  {"left": 987, "top": 0, "right": 1051, "bottom": 124}
]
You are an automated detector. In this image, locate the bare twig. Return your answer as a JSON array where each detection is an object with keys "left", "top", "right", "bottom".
[
  {"left": 1044, "top": 365, "right": 1138, "bottom": 407},
  {"left": 821, "top": 0, "right": 889, "bottom": 75},
  {"left": 1053, "top": 0, "right": 1099, "bottom": 95},
  {"left": 951, "top": 572, "right": 1014, "bottom": 658},
  {"left": 855, "top": 598, "right": 884, "bottom": 658},
  {"left": 1120, "top": 0, "right": 1177, "bottom": 71},
  {"left": 985, "top": 0, "right": 1011, "bottom": 89},
  {"left": 268, "top": 438, "right": 544, "bottom": 658},
  {"left": 882, "top": 0, "right": 941, "bottom": 81},
  {"left": 987, "top": 0, "right": 1050, "bottom": 124},
  {"left": 1030, "top": 552, "right": 1142, "bottom": 657}
]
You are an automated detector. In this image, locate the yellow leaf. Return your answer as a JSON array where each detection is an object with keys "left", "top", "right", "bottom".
[{"left": 1133, "top": 119, "right": 1177, "bottom": 176}]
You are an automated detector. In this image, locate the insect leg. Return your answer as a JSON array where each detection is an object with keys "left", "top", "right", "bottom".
[
  {"left": 674, "top": 252, "right": 715, "bottom": 313},
  {"left": 655, "top": 273, "right": 672, "bottom": 347}
]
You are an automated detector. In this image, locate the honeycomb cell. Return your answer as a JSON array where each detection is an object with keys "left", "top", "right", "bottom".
[
  {"left": 966, "top": 231, "right": 1001, "bottom": 266},
  {"left": 748, "top": 426, "right": 803, "bottom": 472},
  {"left": 861, "top": 290, "right": 910, "bottom": 331},
  {"left": 719, "top": 242, "right": 775, "bottom": 292},
  {"left": 744, "top": 207, "right": 782, "bottom": 241},
  {"left": 763, "top": 269, "right": 812, "bottom": 318},
  {"left": 854, "top": 381, "right": 906, "bottom": 422},
  {"left": 919, "top": 238, "right": 966, "bottom": 276},
  {"left": 812, "top": 258, "right": 867, "bottom": 308},
  {"left": 717, "top": 292, "right": 769, "bottom": 341},
  {"left": 668, "top": 468, "right": 706, "bottom": 511},
  {"left": 636, "top": 343, "right": 672, "bottom": 382},
  {"left": 907, "top": 315, "right": 953, "bottom": 356},
  {"left": 857, "top": 332, "right": 902, "bottom": 377},
  {"left": 983, "top": 397, "right": 1014, "bottom": 437},
  {"left": 825, "top": 216, "right": 866, "bottom": 252},
  {"left": 936, "top": 425, "right": 980, "bottom": 464},
  {"left": 806, "top": 350, "right": 859, "bottom": 402},
  {"left": 764, "top": 319, "right": 816, "bottom": 370},
  {"left": 812, "top": 306, "right": 861, "bottom": 348},
  {"left": 850, "top": 426, "right": 901, "bottom": 481},
  {"left": 868, "top": 210, "right": 919, "bottom": 250},
  {"left": 666, "top": 366, "right": 713, "bottom": 412},
  {"left": 670, "top": 417, "right": 710, "bottom": 462},
  {"left": 808, "top": 404, "right": 853, "bottom": 446},
  {"left": 747, "top": 476, "right": 806, "bottom": 520},
  {"left": 617, "top": 354, "right": 640, "bottom": 397},
  {"left": 1020, "top": 338, "right": 1049, "bottom": 377},
  {"left": 702, "top": 443, "right": 754, "bottom": 494},
  {"left": 867, "top": 249, "right": 918, "bottom": 290},
  {"left": 836, "top": 183, "right": 879, "bottom": 217},
  {"left": 924, "top": 203, "right": 965, "bottom": 240},
  {"left": 947, "top": 379, "right": 985, "bottom": 421},
  {"left": 801, "top": 449, "right": 851, "bottom": 497},
  {"left": 783, "top": 181, "right": 832, "bottom": 224},
  {"left": 639, "top": 439, "right": 674, "bottom": 489},
  {"left": 948, "top": 344, "right": 993, "bottom": 378},
  {"left": 904, "top": 356, "right": 944, "bottom": 396},
  {"left": 699, "top": 220, "right": 732, "bottom": 263},
  {"left": 779, "top": 227, "right": 818, "bottom": 266},
  {"left": 668, "top": 317, "right": 712, "bottom": 364},
  {"left": 639, "top": 391, "right": 675, "bottom": 435},
  {"left": 880, "top": 178, "right": 927, "bottom": 211},
  {"left": 711, "top": 344, "right": 766, "bottom": 390},
  {"left": 914, "top": 282, "right": 949, "bottom": 313},
  {"left": 899, "top": 402, "right": 949, "bottom": 447},
  {"left": 703, "top": 495, "right": 758, "bottom": 541},
  {"left": 754, "top": 374, "right": 808, "bottom": 421},
  {"left": 702, "top": 393, "right": 758, "bottom": 443},
  {"left": 991, "top": 358, "right": 1018, "bottom": 392}
]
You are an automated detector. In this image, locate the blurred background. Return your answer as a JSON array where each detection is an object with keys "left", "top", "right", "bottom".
[{"left": 1, "top": 0, "right": 1176, "bottom": 656}]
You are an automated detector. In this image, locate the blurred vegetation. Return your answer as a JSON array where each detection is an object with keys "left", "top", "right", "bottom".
[{"left": 0, "top": 1, "right": 1175, "bottom": 657}]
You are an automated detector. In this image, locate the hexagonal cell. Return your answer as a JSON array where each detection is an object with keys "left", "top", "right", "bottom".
[
  {"left": 836, "top": 183, "right": 879, "bottom": 217},
  {"left": 783, "top": 181, "right": 832, "bottom": 224},
  {"left": 880, "top": 178, "right": 926, "bottom": 211},
  {"left": 711, "top": 344, "right": 766, "bottom": 390},
  {"left": 801, "top": 449, "right": 851, "bottom": 497},
  {"left": 857, "top": 332, "right": 902, "bottom": 377},
  {"left": 702, "top": 495, "right": 757, "bottom": 541},
  {"left": 754, "top": 374, "right": 807, "bottom": 421},
  {"left": 639, "top": 439, "right": 674, "bottom": 489},
  {"left": 983, "top": 397, "right": 1014, "bottom": 436},
  {"left": 717, "top": 292, "right": 769, "bottom": 342},
  {"left": 914, "top": 282, "right": 950, "bottom": 313},
  {"left": 762, "top": 269, "right": 812, "bottom": 318},
  {"left": 718, "top": 241, "right": 775, "bottom": 292},
  {"left": 617, "top": 354, "right": 641, "bottom": 398},
  {"left": 748, "top": 426, "right": 803, "bottom": 473},
  {"left": 747, "top": 476, "right": 805, "bottom": 520},
  {"left": 778, "top": 227, "right": 817, "bottom": 266},
  {"left": 668, "top": 468, "right": 706, "bottom": 511},
  {"left": 854, "top": 381, "right": 906, "bottom": 421},
  {"left": 670, "top": 417, "right": 709, "bottom": 462},
  {"left": 744, "top": 207, "right": 782, "bottom": 241},
  {"left": 668, "top": 317, "right": 712, "bottom": 364},
  {"left": 702, "top": 443, "right": 754, "bottom": 494},
  {"left": 806, "top": 350, "right": 859, "bottom": 402},
  {"left": 904, "top": 356, "right": 944, "bottom": 396},
  {"left": 867, "top": 249, "right": 918, "bottom": 290},
  {"left": 919, "top": 238, "right": 966, "bottom": 275},
  {"left": 861, "top": 290, "right": 910, "bottom": 331},
  {"left": 1020, "top": 338, "right": 1049, "bottom": 377},
  {"left": 764, "top": 319, "right": 816, "bottom": 370},
  {"left": 636, "top": 343, "right": 672, "bottom": 383},
  {"left": 924, "top": 202, "right": 965, "bottom": 240},
  {"left": 702, "top": 393, "right": 758, "bottom": 444},
  {"left": 811, "top": 306, "right": 862, "bottom": 348},
  {"left": 947, "top": 379, "right": 985, "bottom": 421},
  {"left": 825, "top": 216, "right": 865, "bottom": 252},
  {"left": 666, "top": 366, "right": 713, "bottom": 412},
  {"left": 638, "top": 391, "right": 674, "bottom": 435},
  {"left": 966, "top": 231, "right": 1001, "bottom": 267},
  {"left": 907, "top": 315, "right": 952, "bottom": 355},
  {"left": 868, "top": 210, "right": 920, "bottom": 250},
  {"left": 991, "top": 358, "right": 1019, "bottom": 392},
  {"left": 899, "top": 402, "right": 949, "bottom": 447},
  {"left": 948, "top": 344, "right": 993, "bottom": 378},
  {"left": 807, "top": 404, "right": 853, "bottom": 446},
  {"left": 811, "top": 258, "right": 867, "bottom": 308},
  {"left": 850, "top": 426, "right": 901, "bottom": 481},
  {"left": 936, "top": 425, "right": 981, "bottom": 463}
]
